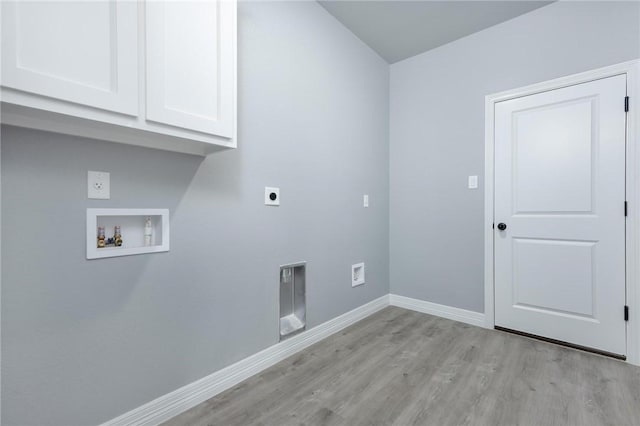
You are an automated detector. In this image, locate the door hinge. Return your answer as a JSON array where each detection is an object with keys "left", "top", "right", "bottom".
[
  {"left": 625, "top": 201, "right": 628, "bottom": 217},
  {"left": 625, "top": 305, "right": 629, "bottom": 321},
  {"left": 492, "top": 222, "right": 495, "bottom": 229},
  {"left": 625, "top": 96, "right": 629, "bottom": 112}
]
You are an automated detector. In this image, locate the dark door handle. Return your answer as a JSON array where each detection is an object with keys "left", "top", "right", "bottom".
[{"left": 497, "top": 223, "right": 507, "bottom": 231}]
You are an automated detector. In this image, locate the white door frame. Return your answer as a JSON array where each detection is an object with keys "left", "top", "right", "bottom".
[{"left": 484, "top": 59, "right": 640, "bottom": 365}]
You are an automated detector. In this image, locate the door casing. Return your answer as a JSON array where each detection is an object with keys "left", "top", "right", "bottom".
[{"left": 484, "top": 60, "right": 640, "bottom": 365}]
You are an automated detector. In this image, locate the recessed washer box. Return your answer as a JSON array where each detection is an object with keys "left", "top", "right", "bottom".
[{"left": 86, "top": 208, "right": 170, "bottom": 259}]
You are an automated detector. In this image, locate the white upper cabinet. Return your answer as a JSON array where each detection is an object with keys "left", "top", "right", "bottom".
[
  {"left": 0, "top": 0, "right": 237, "bottom": 156},
  {"left": 146, "top": 1, "right": 234, "bottom": 138},
  {"left": 1, "top": 1, "right": 138, "bottom": 115}
]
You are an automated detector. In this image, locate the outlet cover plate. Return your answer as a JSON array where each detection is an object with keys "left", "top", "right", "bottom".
[
  {"left": 468, "top": 175, "right": 478, "bottom": 189},
  {"left": 88, "top": 171, "right": 110, "bottom": 199},
  {"left": 352, "top": 262, "right": 365, "bottom": 287},
  {"left": 265, "top": 187, "right": 280, "bottom": 206}
]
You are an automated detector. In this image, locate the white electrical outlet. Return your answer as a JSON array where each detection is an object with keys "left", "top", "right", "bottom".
[
  {"left": 352, "top": 263, "right": 365, "bottom": 287},
  {"left": 88, "top": 171, "right": 110, "bottom": 199},
  {"left": 363, "top": 194, "right": 369, "bottom": 207},
  {"left": 265, "top": 187, "right": 280, "bottom": 206}
]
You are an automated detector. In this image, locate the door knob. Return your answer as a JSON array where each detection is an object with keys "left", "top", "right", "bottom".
[{"left": 497, "top": 223, "right": 507, "bottom": 231}]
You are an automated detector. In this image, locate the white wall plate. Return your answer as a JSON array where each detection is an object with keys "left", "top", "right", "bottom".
[
  {"left": 352, "top": 262, "right": 365, "bottom": 287},
  {"left": 88, "top": 171, "right": 110, "bottom": 199},
  {"left": 468, "top": 175, "right": 478, "bottom": 189},
  {"left": 265, "top": 187, "right": 280, "bottom": 206}
]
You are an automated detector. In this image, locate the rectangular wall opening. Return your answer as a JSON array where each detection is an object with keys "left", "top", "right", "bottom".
[{"left": 280, "top": 263, "right": 306, "bottom": 340}]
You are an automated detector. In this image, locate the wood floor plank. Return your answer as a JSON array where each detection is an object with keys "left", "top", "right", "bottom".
[{"left": 163, "top": 307, "right": 640, "bottom": 426}]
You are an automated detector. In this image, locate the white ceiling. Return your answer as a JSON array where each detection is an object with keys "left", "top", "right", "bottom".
[{"left": 318, "top": 1, "right": 553, "bottom": 63}]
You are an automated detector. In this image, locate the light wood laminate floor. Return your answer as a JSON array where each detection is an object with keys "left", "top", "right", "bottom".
[{"left": 164, "top": 307, "right": 640, "bottom": 426}]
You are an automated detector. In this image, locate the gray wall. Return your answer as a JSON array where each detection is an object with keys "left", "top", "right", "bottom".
[
  {"left": 1, "top": 1, "right": 389, "bottom": 424},
  {"left": 390, "top": 1, "right": 640, "bottom": 313}
]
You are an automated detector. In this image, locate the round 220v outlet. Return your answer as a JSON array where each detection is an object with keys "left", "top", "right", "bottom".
[{"left": 265, "top": 187, "right": 280, "bottom": 206}]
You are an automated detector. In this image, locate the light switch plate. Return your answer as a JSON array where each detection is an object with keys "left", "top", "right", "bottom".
[
  {"left": 88, "top": 171, "right": 110, "bottom": 199},
  {"left": 265, "top": 187, "right": 280, "bottom": 206},
  {"left": 468, "top": 175, "right": 478, "bottom": 189},
  {"left": 363, "top": 194, "right": 369, "bottom": 207}
]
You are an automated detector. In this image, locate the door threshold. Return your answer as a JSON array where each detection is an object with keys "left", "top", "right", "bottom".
[{"left": 494, "top": 326, "right": 626, "bottom": 361}]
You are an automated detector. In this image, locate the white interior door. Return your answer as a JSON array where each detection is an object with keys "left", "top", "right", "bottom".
[
  {"left": 0, "top": 0, "right": 138, "bottom": 115},
  {"left": 494, "top": 74, "right": 627, "bottom": 356}
]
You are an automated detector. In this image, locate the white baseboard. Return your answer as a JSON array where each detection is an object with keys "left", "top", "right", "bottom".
[
  {"left": 101, "top": 294, "right": 390, "bottom": 426},
  {"left": 389, "top": 294, "right": 485, "bottom": 327},
  {"left": 102, "top": 293, "right": 486, "bottom": 426}
]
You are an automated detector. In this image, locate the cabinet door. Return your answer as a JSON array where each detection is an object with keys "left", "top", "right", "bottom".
[
  {"left": 145, "top": 0, "right": 235, "bottom": 138},
  {"left": 1, "top": 1, "right": 138, "bottom": 115}
]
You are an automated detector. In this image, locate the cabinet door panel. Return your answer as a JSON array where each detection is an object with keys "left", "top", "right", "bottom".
[
  {"left": 1, "top": 1, "right": 138, "bottom": 115},
  {"left": 145, "top": 0, "right": 234, "bottom": 138}
]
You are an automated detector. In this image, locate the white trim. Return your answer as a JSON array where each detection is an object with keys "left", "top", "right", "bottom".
[
  {"left": 86, "top": 208, "right": 170, "bottom": 260},
  {"left": 101, "top": 295, "right": 390, "bottom": 426},
  {"left": 389, "top": 294, "right": 485, "bottom": 328},
  {"left": 484, "top": 89, "right": 496, "bottom": 331},
  {"left": 484, "top": 59, "right": 640, "bottom": 365},
  {"left": 624, "top": 61, "right": 640, "bottom": 366},
  {"left": 0, "top": 115, "right": 3, "bottom": 424}
]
